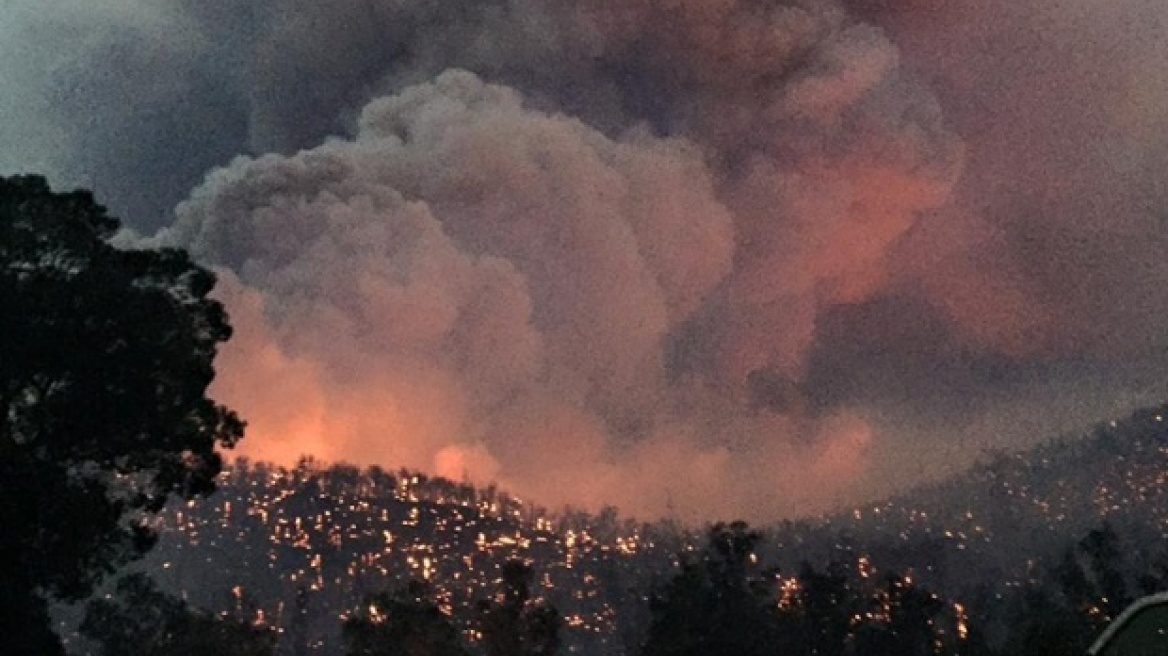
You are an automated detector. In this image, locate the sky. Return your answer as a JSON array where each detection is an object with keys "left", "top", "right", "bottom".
[{"left": 3, "top": 0, "right": 1167, "bottom": 522}]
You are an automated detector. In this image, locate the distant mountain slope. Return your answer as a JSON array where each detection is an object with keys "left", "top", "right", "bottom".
[
  {"left": 118, "top": 402, "right": 1168, "bottom": 654},
  {"left": 769, "top": 402, "right": 1168, "bottom": 595}
]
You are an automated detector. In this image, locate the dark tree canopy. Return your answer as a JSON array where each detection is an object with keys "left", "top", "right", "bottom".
[
  {"left": 81, "top": 573, "right": 275, "bottom": 656},
  {"left": 478, "top": 560, "right": 561, "bottom": 656},
  {"left": 0, "top": 175, "right": 243, "bottom": 651},
  {"left": 642, "top": 522, "right": 777, "bottom": 656},
  {"left": 343, "top": 580, "right": 470, "bottom": 656}
]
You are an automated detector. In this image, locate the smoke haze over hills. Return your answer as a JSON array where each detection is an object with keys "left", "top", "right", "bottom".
[{"left": 3, "top": 0, "right": 1167, "bottom": 520}]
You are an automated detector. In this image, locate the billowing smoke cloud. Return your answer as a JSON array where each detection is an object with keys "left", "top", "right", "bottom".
[
  {"left": 162, "top": 63, "right": 901, "bottom": 519},
  {"left": 829, "top": 0, "right": 1168, "bottom": 433},
  {"left": 5, "top": 0, "right": 1168, "bottom": 519}
]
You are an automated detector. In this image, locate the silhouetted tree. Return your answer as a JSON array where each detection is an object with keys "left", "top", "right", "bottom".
[
  {"left": 999, "top": 525, "right": 1137, "bottom": 656},
  {"left": 790, "top": 560, "right": 856, "bottom": 656},
  {"left": 81, "top": 573, "right": 275, "bottom": 656},
  {"left": 0, "top": 175, "right": 243, "bottom": 652},
  {"left": 343, "top": 580, "right": 469, "bottom": 656},
  {"left": 1050, "top": 522, "right": 1131, "bottom": 635},
  {"left": 854, "top": 574, "right": 945, "bottom": 656},
  {"left": 1080, "top": 523, "right": 1129, "bottom": 619},
  {"left": 285, "top": 584, "right": 312, "bottom": 656},
  {"left": 1054, "top": 546, "right": 1094, "bottom": 613},
  {"left": 479, "top": 560, "right": 561, "bottom": 656},
  {"left": 641, "top": 522, "right": 778, "bottom": 656},
  {"left": 1001, "top": 586, "right": 1096, "bottom": 656}
]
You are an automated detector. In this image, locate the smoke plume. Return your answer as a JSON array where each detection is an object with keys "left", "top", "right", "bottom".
[{"left": 5, "top": 0, "right": 1167, "bottom": 519}]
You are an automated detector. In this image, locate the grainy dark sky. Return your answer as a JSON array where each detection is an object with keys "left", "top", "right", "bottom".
[{"left": 3, "top": 0, "right": 1166, "bottom": 520}]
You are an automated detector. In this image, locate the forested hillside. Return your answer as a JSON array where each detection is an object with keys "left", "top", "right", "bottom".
[{"left": 59, "top": 402, "right": 1168, "bottom": 655}]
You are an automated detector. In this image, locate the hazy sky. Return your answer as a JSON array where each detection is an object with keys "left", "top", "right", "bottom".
[{"left": 4, "top": 0, "right": 1167, "bottom": 521}]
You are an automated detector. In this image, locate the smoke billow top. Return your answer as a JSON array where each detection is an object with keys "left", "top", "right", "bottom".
[{"left": 4, "top": 0, "right": 1168, "bottom": 520}]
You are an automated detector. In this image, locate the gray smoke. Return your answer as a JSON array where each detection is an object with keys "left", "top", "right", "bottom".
[{"left": 4, "top": 0, "right": 1167, "bottom": 519}]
